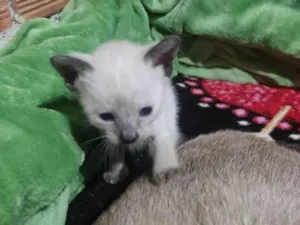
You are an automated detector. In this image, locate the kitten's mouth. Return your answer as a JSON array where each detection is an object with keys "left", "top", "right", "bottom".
[
  {"left": 120, "top": 137, "right": 139, "bottom": 145},
  {"left": 119, "top": 140, "right": 140, "bottom": 151},
  {"left": 120, "top": 139, "right": 141, "bottom": 148},
  {"left": 120, "top": 136, "right": 154, "bottom": 150}
]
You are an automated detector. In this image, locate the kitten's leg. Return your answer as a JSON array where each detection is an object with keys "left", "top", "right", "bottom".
[
  {"left": 151, "top": 135, "right": 179, "bottom": 185},
  {"left": 103, "top": 146, "right": 128, "bottom": 184}
]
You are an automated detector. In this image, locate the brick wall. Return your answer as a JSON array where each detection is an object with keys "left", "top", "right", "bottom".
[
  {"left": 0, "top": 0, "right": 69, "bottom": 32},
  {"left": 0, "top": 0, "right": 12, "bottom": 31}
]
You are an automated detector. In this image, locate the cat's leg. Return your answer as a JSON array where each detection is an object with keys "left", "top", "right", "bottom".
[
  {"left": 150, "top": 134, "right": 179, "bottom": 185},
  {"left": 103, "top": 146, "right": 128, "bottom": 184}
]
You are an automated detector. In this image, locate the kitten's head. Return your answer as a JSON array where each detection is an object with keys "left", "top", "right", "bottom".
[{"left": 50, "top": 36, "right": 180, "bottom": 147}]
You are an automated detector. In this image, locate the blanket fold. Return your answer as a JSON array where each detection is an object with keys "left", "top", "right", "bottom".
[{"left": 146, "top": 0, "right": 300, "bottom": 86}]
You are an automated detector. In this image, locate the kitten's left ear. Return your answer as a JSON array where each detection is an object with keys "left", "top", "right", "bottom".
[{"left": 144, "top": 35, "right": 181, "bottom": 76}]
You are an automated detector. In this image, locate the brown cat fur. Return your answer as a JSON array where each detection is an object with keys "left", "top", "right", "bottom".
[{"left": 94, "top": 130, "right": 300, "bottom": 225}]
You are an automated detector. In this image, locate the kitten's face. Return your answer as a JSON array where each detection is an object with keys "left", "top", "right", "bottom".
[
  {"left": 50, "top": 36, "right": 180, "bottom": 147},
  {"left": 77, "top": 54, "right": 166, "bottom": 146}
]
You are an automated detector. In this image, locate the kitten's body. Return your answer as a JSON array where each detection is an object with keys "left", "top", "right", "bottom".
[
  {"left": 95, "top": 130, "right": 300, "bottom": 225},
  {"left": 50, "top": 36, "right": 181, "bottom": 184}
]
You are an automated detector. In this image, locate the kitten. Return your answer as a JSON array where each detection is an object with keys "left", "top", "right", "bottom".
[
  {"left": 50, "top": 36, "right": 181, "bottom": 184},
  {"left": 94, "top": 130, "right": 300, "bottom": 225}
]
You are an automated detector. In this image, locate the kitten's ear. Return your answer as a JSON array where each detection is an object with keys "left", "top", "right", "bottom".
[
  {"left": 50, "top": 54, "right": 93, "bottom": 87},
  {"left": 144, "top": 35, "right": 180, "bottom": 76}
]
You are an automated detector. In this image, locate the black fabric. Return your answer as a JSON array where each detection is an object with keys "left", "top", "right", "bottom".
[{"left": 65, "top": 75, "right": 300, "bottom": 225}]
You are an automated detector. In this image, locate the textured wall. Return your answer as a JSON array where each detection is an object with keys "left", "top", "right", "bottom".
[
  {"left": 0, "top": 0, "right": 69, "bottom": 32},
  {"left": 0, "top": 0, "right": 12, "bottom": 31}
]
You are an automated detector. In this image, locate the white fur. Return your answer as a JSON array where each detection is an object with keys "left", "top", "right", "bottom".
[{"left": 72, "top": 40, "right": 179, "bottom": 175}]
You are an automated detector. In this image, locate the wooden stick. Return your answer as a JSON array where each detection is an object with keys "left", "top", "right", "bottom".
[{"left": 260, "top": 105, "right": 292, "bottom": 135}]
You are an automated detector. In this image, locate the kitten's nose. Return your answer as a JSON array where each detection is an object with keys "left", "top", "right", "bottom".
[{"left": 120, "top": 130, "right": 139, "bottom": 144}]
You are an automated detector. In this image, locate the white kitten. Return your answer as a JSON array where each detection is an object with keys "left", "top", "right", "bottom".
[{"left": 50, "top": 36, "right": 181, "bottom": 184}]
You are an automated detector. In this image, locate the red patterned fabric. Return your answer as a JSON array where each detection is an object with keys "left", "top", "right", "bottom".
[{"left": 199, "top": 80, "right": 300, "bottom": 123}]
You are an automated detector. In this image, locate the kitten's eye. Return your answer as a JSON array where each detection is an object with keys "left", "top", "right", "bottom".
[
  {"left": 99, "top": 112, "right": 114, "bottom": 121},
  {"left": 139, "top": 106, "right": 152, "bottom": 116}
]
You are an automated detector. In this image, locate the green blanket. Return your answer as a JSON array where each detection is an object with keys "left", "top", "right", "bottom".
[{"left": 1, "top": 0, "right": 300, "bottom": 225}]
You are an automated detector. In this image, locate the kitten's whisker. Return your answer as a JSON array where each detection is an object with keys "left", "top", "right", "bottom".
[
  {"left": 89, "top": 140, "right": 106, "bottom": 154},
  {"left": 103, "top": 139, "right": 119, "bottom": 169},
  {"left": 88, "top": 136, "right": 111, "bottom": 169},
  {"left": 143, "top": 137, "right": 152, "bottom": 156},
  {"left": 83, "top": 135, "right": 106, "bottom": 145},
  {"left": 102, "top": 140, "right": 110, "bottom": 169}
]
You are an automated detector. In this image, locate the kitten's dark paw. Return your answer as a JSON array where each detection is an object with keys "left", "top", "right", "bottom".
[
  {"left": 103, "top": 166, "right": 129, "bottom": 184},
  {"left": 150, "top": 168, "right": 179, "bottom": 185}
]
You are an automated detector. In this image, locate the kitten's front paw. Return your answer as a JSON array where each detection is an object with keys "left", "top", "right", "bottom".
[
  {"left": 103, "top": 165, "right": 129, "bottom": 184},
  {"left": 150, "top": 168, "right": 179, "bottom": 185},
  {"left": 151, "top": 153, "right": 179, "bottom": 185}
]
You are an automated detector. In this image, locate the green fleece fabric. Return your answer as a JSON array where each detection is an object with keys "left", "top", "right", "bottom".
[
  {"left": 1, "top": 0, "right": 300, "bottom": 225},
  {"left": 146, "top": 0, "right": 300, "bottom": 86},
  {"left": 0, "top": 104, "right": 83, "bottom": 225},
  {"left": 0, "top": 1, "right": 152, "bottom": 225}
]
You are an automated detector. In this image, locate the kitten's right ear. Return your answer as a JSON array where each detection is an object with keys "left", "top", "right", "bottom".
[
  {"left": 144, "top": 35, "right": 181, "bottom": 76},
  {"left": 50, "top": 55, "right": 93, "bottom": 87}
]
